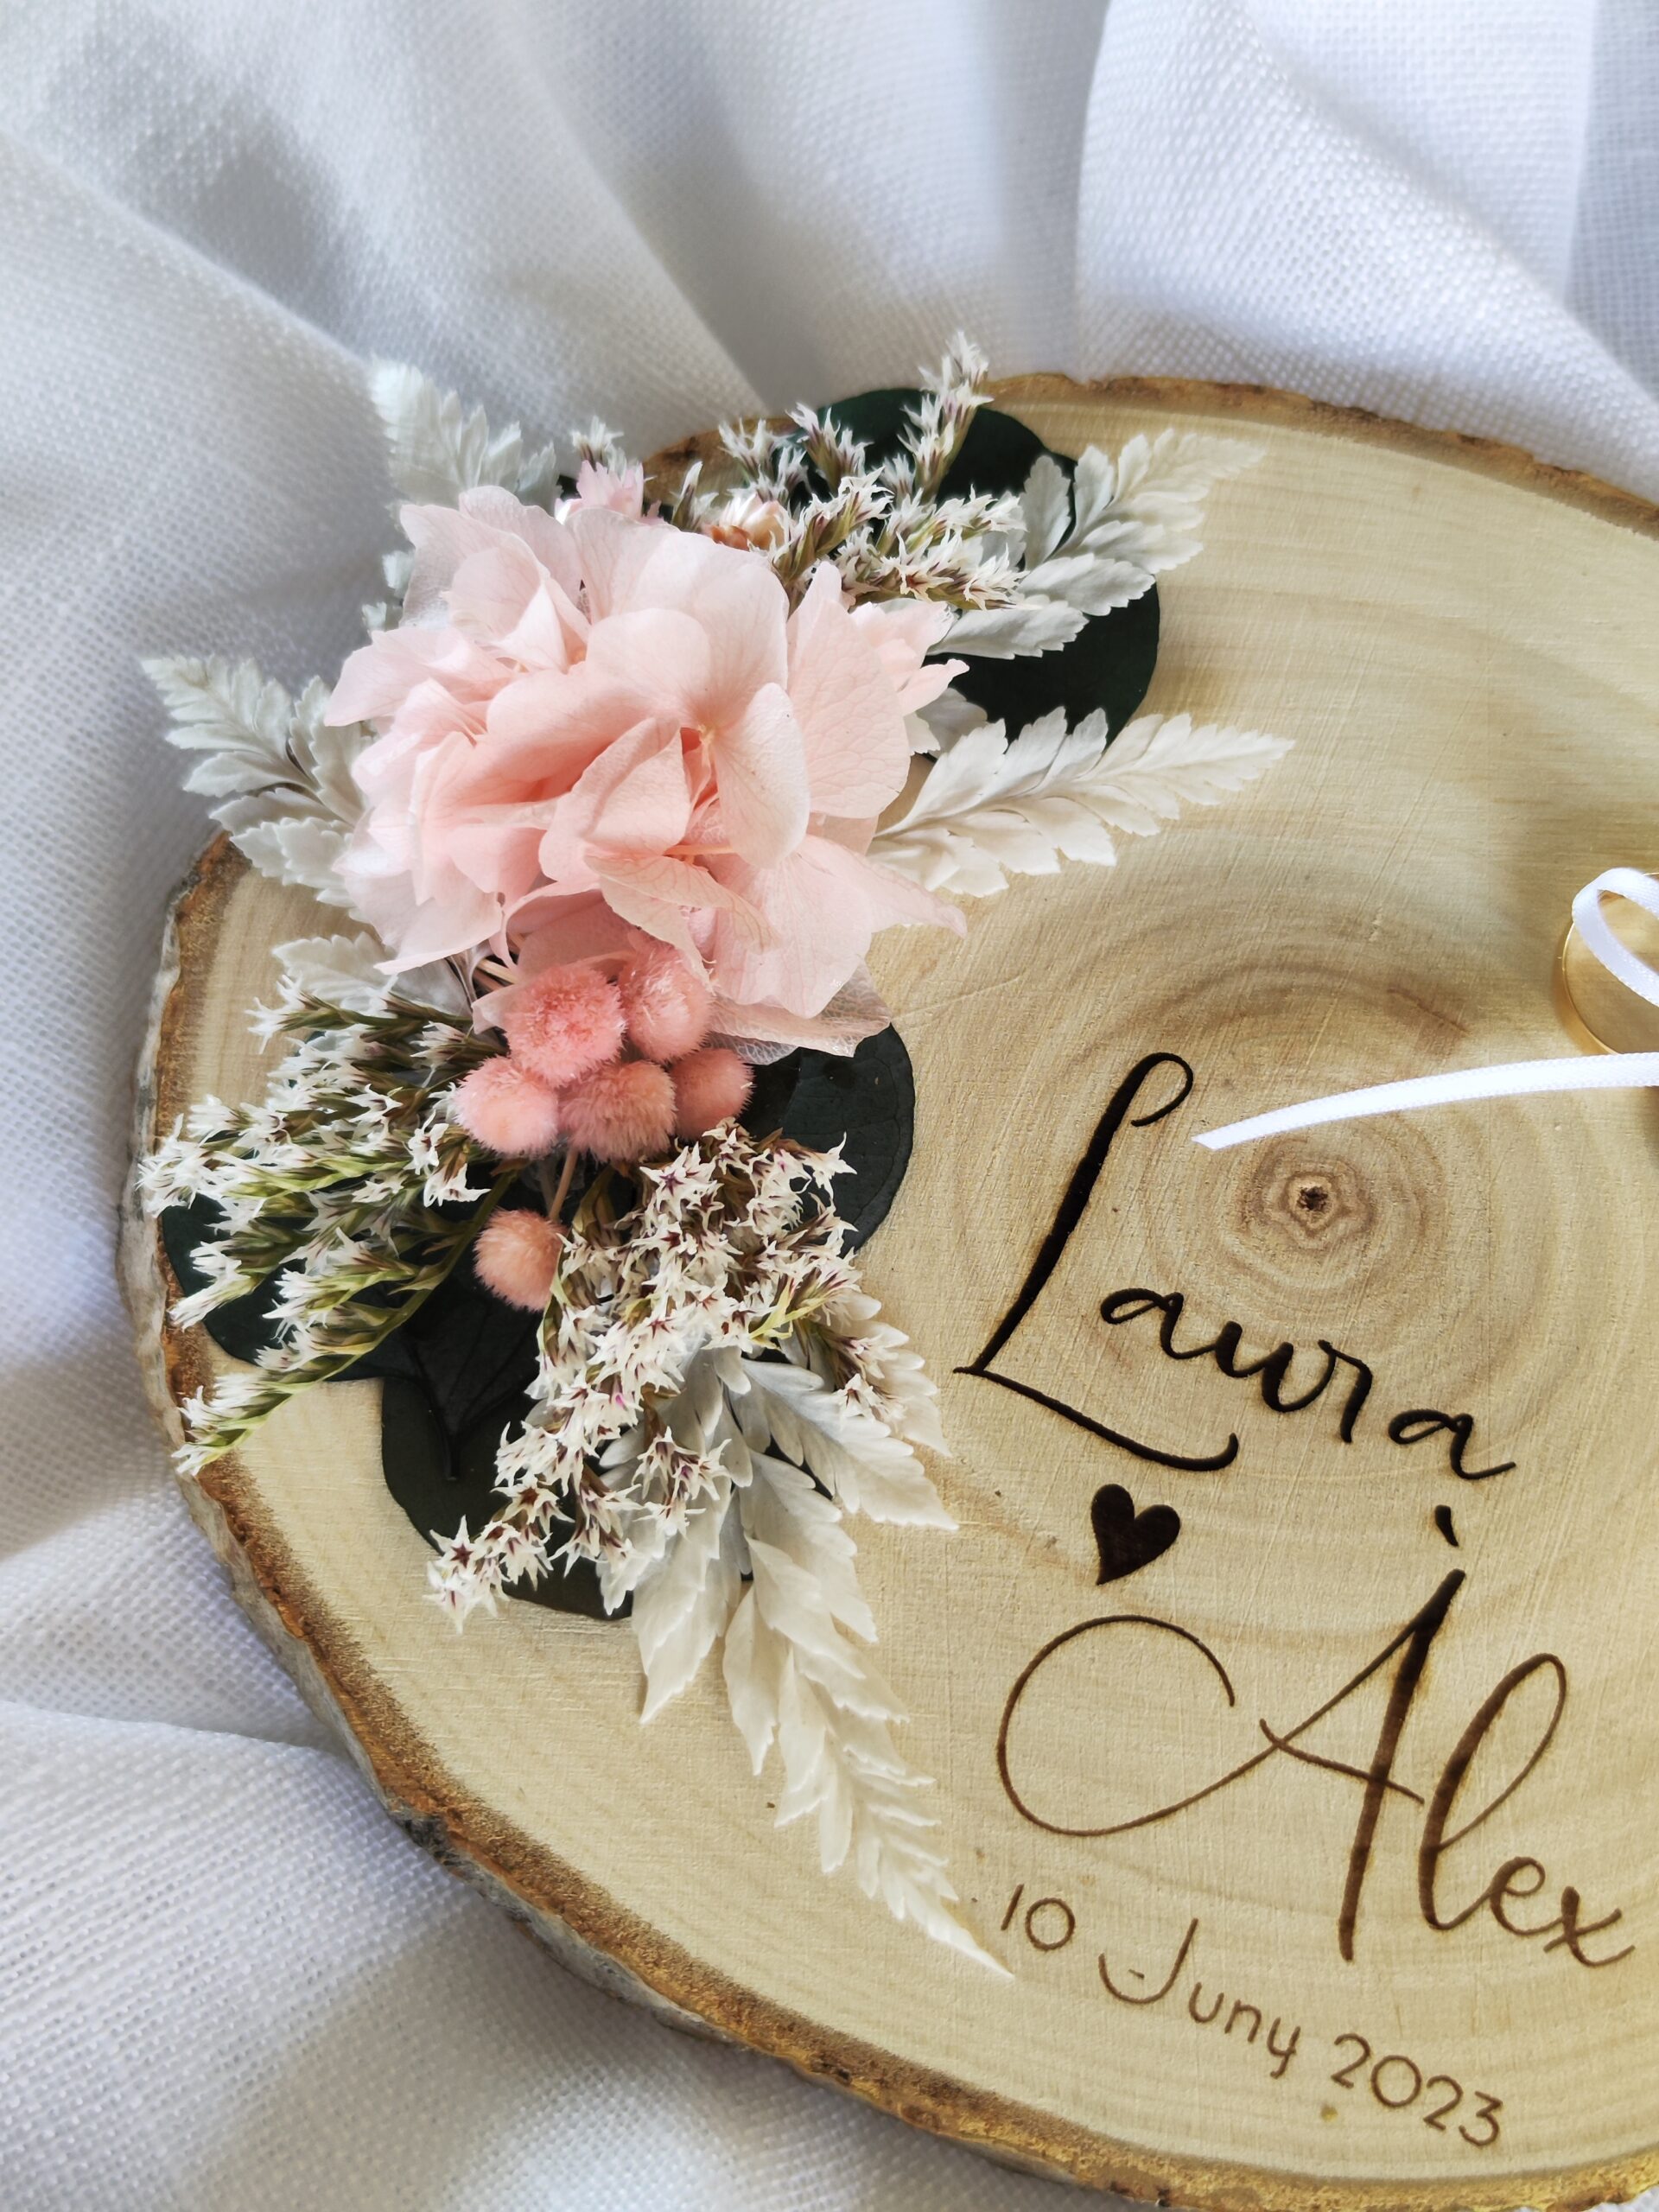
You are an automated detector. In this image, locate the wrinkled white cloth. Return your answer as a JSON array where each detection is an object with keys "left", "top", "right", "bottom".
[{"left": 2, "top": 3, "right": 1656, "bottom": 2207}]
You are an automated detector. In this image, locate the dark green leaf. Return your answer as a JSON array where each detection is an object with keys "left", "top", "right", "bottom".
[
  {"left": 821, "top": 385, "right": 1160, "bottom": 736},
  {"left": 744, "top": 1024, "right": 914, "bottom": 1249},
  {"left": 380, "top": 1371, "right": 618, "bottom": 1621},
  {"left": 373, "top": 1254, "right": 620, "bottom": 1618},
  {"left": 950, "top": 585, "right": 1160, "bottom": 737},
  {"left": 160, "top": 1193, "right": 609, "bottom": 1617}
]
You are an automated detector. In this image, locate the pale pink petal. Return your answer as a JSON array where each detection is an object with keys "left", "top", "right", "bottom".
[
  {"left": 848, "top": 594, "right": 964, "bottom": 715},
  {"left": 587, "top": 874, "right": 703, "bottom": 966},
  {"left": 474, "top": 665, "right": 648, "bottom": 797},
  {"left": 714, "top": 682, "right": 810, "bottom": 865},
  {"left": 708, "top": 969, "right": 892, "bottom": 1058},
  {"left": 785, "top": 563, "right": 911, "bottom": 817},
  {"left": 537, "top": 718, "right": 684, "bottom": 883},
  {"left": 497, "top": 576, "right": 588, "bottom": 671},
  {"left": 447, "top": 540, "right": 542, "bottom": 640},
  {"left": 596, "top": 850, "right": 766, "bottom": 931},
  {"left": 708, "top": 836, "right": 961, "bottom": 1015},
  {"left": 569, "top": 505, "right": 665, "bottom": 620},
  {"left": 822, "top": 838, "right": 965, "bottom": 933},
  {"left": 403, "top": 491, "right": 583, "bottom": 620},
  {"left": 401, "top": 504, "right": 502, "bottom": 618},
  {"left": 571, "top": 459, "right": 646, "bottom": 517},
  {"left": 376, "top": 882, "right": 501, "bottom": 972},
  {"left": 503, "top": 893, "right": 636, "bottom": 975},
  {"left": 589, "top": 523, "right": 789, "bottom": 720},
  {"left": 582, "top": 608, "right": 711, "bottom": 727},
  {"left": 588, "top": 729, "right": 690, "bottom": 858},
  {"left": 327, "top": 626, "right": 502, "bottom": 727},
  {"left": 457, "top": 486, "right": 583, "bottom": 600}
]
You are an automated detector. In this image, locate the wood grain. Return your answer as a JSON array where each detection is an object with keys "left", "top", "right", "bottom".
[{"left": 124, "top": 379, "right": 1659, "bottom": 2210}]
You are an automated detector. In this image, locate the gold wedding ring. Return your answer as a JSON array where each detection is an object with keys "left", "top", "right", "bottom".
[{"left": 1555, "top": 874, "right": 1659, "bottom": 1056}]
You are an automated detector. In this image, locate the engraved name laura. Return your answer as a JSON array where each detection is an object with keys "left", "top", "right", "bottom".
[
  {"left": 959, "top": 1052, "right": 1516, "bottom": 1483},
  {"left": 967, "top": 1052, "right": 1632, "bottom": 1972}
]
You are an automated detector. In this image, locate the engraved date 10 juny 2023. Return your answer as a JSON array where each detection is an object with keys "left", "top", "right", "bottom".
[{"left": 968, "top": 1054, "right": 1635, "bottom": 1974}]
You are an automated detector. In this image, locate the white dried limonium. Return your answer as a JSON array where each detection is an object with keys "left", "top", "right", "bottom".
[{"left": 139, "top": 971, "right": 512, "bottom": 1472}]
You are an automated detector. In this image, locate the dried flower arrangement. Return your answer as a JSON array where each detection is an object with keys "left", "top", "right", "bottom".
[{"left": 137, "top": 341, "right": 1289, "bottom": 1962}]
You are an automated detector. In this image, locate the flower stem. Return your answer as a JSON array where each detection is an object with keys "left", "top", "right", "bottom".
[{"left": 546, "top": 1146, "right": 578, "bottom": 1222}]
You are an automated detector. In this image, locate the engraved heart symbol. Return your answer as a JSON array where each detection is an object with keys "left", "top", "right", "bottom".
[{"left": 1090, "top": 1483, "right": 1181, "bottom": 1584}]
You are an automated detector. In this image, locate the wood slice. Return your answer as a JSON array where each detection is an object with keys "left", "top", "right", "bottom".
[{"left": 124, "top": 378, "right": 1659, "bottom": 2210}]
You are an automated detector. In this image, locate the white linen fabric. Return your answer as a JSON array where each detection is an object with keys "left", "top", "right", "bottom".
[{"left": 2, "top": 3, "right": 1656, "bottom": 2206}]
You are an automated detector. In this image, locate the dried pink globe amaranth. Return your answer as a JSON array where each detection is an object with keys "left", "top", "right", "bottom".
[
  {"left": 671, "top": 1047, "right": 753, "bottom": 1137},
  {"left": 474, "top": 1210, "right": 564, "bottom": 1311},
  {"left": 618, "top": 943, "right": 713, "bottom": 1062},
  {"left": 452, "top": 1058, "right": 563, "bottom": 1157},
  {"left": 561, "top": 1059, "right": 677, "bottom": 1163},
  {"left": 499, "top": 963, "right": 626, "bottom": 1087}
]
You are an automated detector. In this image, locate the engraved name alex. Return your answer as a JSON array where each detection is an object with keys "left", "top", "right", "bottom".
[{"left": 968, "top": 1053, "right": 1633, "bottom": 1974}]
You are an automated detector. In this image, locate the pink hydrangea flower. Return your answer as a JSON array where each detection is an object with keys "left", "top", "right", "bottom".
[{"left": 326, "top": 492, "right": 963, "bottom": 1031}]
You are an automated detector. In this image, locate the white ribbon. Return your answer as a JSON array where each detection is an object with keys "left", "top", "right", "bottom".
[{"left": 1194, "top": 868, "right": 1659, "bottom": 1152}]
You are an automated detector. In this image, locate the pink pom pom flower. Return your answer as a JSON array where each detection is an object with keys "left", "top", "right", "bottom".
[
  {"left": 452, "top": 1058, "right": 563, "bottom": 1157},
  {"left": 499, "top": 963, "right": 626, "bottom": 1088},
  {"left": 671, "top": 1048, "right": 753, "bottom": 1138},
  {"left": 560, "top": 1059, "right": 677, "bottom": 1164},
  {"left": 618, "top": 944, "right": 712, "bottom": 1063},
  {"left": 474, "top": 1210, "right": 564, "bottom": 1312}
]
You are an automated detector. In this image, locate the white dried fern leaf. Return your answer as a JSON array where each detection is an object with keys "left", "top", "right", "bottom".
[
  {"left": 273, "top": 932, "right": 468, "bottom": 1017},
  {"left": 144, "top": 658, "right": 373, "bottom": 909},
  {"left": 371, "top": 362, "right": 560, "bottom": 509},
  {"left": 944, "top": 431, "right": 1263, "bottom": 660},
  {"left": 722, "top": 1457, "right": 1004, "bottom": 1971},
  {"left": 872, "top": 709, "right": 1292, "bottom": 897},
  {"left": 735, "top": 1360, "right": 952, "bottom": 1526},
  {"left": 620, "top": 1352, "right": 994, "bottom": 1966},
  {"left": 1042, "top": 429, "right": 1263, "bottom": 595},
  {"left": 632, "top": 1475, "right": 744, "bottom": 1721}
]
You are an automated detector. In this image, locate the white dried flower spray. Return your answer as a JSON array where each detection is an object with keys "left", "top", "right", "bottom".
[
  {"left": 140, "top": 964, "right": 514, "bottom": 1472},
  {"left": 423, "top": 1122, "right": 998, "bottom": 1969}
]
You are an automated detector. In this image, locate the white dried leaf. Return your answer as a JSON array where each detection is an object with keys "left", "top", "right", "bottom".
[
  {"left": 942, "top": 599, "right": 1088, "bottom": 658},
  {"left": 1020, "top": 550, "right": 1160, "bottom": 616},
  {"left": 370, "top": 360, "right": 559, "bottom": 510},
  {"left": 632, "top": 1476, "right": 741, "bottom": 1720},
  {"left": 871, "top": 709, "right": 1291, "bottom": 897},
  {"left": 1019, "top": 452, "right": 1073, "bottom": 569},
  {"left": 744, "top": 1456, "right": 877, "bottom": 1651},
  {"left": 737, "top": 1362, "right": 952, "bottom": 1527},
  {"left": 721, "top": 1586, "right": 782, "bottom": 1771},
  {"left": 146, "top": 655, "right": 374, "bottom": 910},
  {"left": 1065, "top": 430, "right": 1262, "bottom": 582},
  {"left": 965, "top": 433, "right": 1263, "bottom": 663},
  {"left": 226, "top": 815, "right": 355, "bottom": 906},
  {"left": 273, "top": 933, "right": 467, "bottom": 1017},
  {"left": 143, "top": 657, "right": 295, "bottom": 790},
  {"left": 715, "top": 1454, "right": 1003, "bottom": 1972},
  {"left": 287, "top": 678, "right": 372, "bottom": 823},
  {"left": 909, "top": 684, "right": 988, "bottom": 753}
]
